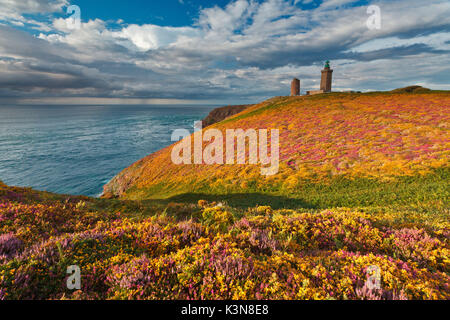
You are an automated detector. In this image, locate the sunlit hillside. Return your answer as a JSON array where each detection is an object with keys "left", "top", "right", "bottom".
[{"left": 103, "top": 91, "right": 449, "bottom": 210}]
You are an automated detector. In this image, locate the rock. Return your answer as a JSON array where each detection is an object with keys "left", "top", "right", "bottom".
[
  {"left": 391, "top": 86, "right": 431, "bottom": 93},
  {"left": 201, "top": 104, "right": 252, "bottom": 127}
]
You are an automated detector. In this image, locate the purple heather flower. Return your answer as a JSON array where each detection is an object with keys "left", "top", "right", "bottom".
[{"left": 0, "top": 233, "right": 23, "bottom": 259}]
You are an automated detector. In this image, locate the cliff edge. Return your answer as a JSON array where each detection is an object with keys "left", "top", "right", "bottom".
[{"left": 201, "top": 104, "right": 252, "bottom": 127}]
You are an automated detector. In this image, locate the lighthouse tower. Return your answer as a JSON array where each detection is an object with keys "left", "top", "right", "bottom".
[
  {"left": 291, "top": 78, "right": 300, "bottom": 96},
  {"left": 320, "top": 60, "right": 333, "bottom": 93}
]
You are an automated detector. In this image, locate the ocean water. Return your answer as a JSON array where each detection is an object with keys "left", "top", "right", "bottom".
[{"left": 0, "top": 104, "right": 214, "bottom": 197}]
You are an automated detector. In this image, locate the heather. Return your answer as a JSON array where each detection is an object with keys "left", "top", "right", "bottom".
[{"left": 0, "top": 185, "right": 448, "bottom": 300}]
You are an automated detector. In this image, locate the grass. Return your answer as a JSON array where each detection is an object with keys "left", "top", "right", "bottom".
[{"left": 120, "top": 167, "right": 448, "bottom": 213}]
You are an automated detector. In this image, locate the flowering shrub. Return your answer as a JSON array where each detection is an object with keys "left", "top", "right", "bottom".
[
  {"left": 0, "top": 233, "right": 23, "bottom": 259},
  {"left": 0, "top": 184, "right": 448, "bottom": 300},
  {"left": 201, "top": 207, "right": 234, "bottom": 232}
]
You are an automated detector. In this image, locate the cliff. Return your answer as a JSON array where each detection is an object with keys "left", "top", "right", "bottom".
[{"left": 201, "top": 104, "right": 252, "bottom": 127}]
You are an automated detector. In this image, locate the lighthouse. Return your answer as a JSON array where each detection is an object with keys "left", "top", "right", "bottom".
[
  {"left": 291, "top": 78, "right": 300, "bottom": 96},
  {"left": 320, "top": 60, "right": 333, "bottom": 93}
]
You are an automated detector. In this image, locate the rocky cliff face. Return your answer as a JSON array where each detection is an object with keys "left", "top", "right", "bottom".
[{"left": 201, "top": 104, "right": 252, "bottom": 127}]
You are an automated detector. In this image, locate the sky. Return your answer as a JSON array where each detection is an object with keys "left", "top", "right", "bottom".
[{"left": 0, "top": 0, "right": 449, "bottom": 105}]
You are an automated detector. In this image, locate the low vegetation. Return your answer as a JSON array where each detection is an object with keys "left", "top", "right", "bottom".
[{"left": 0, "top": 183, "right": 448, "bottom": 299}]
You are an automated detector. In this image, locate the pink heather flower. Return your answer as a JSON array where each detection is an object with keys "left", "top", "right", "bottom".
[{"left": 0, "top": 233, "right": 23, "bottom": 258}]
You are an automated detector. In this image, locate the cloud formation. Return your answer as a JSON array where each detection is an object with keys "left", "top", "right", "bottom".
[{"left": 0, "top": 0, "right": 449, "bottom": 104}]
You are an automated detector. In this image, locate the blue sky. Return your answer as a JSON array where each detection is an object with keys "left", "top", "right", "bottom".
[
  {"left": 0, "top": 0, "right": 449, "bottom": 105},
  {"left": 61, "top": 0, "right": 330, "bottom": 26},
  {"left": 68, "top": 0, "right": 232, "bottom": 27}
]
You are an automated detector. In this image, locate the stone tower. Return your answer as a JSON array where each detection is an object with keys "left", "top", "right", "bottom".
[
  {"left": 291, "top": 78, "right": 300, "bottom": 96},
  {"left": 320, "top": 60, "right": 333, "bottom": 92}
]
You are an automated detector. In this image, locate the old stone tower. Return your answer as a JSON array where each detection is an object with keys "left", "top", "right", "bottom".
[
  {"left": 320, "top": 60, "right": 333, "bottom": 92},
  {"left": 291, "top": 78, "right": 300, "bottom": 96}
]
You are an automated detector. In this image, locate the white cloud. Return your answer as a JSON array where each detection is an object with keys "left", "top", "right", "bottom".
[
  {"left": 348, "top": 33, "right": 450, "bottom": 53},
  {"left": 0, "top": 0, "right": 68, "bottom": 14},
  {"left": 113, "top": 24, "right": 202, "bottom": 51},
  {"left": 0, "top": 0, "right": 67, "bottom": 31},
  {"left": 320, "top": 0, "right": 359, "bottom": 9},
  {"left": 197, "top": 0, "right": 255, "bottom": 36}
]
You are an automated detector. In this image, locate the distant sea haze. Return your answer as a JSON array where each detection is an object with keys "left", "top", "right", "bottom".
[{"left": 0, "top": 104, "right": 215, "bottom": 197}]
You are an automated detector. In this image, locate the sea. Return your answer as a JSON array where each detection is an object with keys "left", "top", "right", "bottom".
[{"left": 0, "top": 104, "right": 215, "bottom": 197}]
